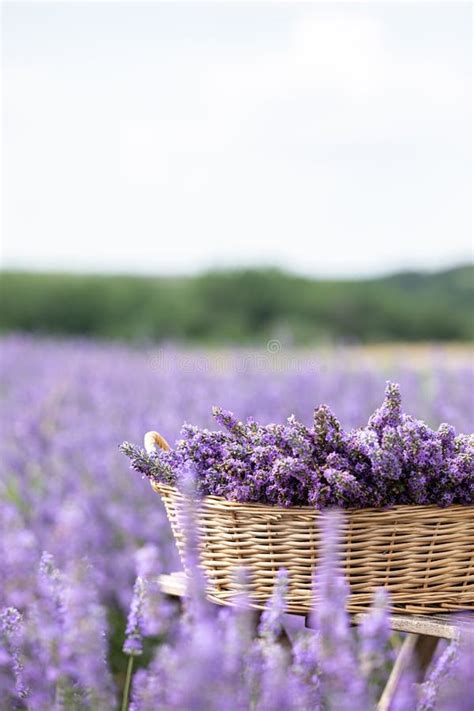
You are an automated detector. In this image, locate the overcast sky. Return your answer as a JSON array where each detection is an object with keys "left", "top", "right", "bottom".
[{"left": 2, "top": 1, "right": 472, "bottom": 278}]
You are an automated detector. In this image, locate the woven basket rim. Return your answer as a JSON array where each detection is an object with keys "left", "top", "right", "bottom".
[{"left": 151, "top": 481, "right": 474, "bottom": 517}]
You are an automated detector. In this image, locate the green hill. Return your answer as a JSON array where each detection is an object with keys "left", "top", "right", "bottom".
[{"left": 1, "top": 266, "right": 472, "bottom": 344}]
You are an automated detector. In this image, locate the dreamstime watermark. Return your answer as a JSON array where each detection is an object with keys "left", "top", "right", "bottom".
[{"left": 148, "top": 340, "right": 320, "bottom": 375}]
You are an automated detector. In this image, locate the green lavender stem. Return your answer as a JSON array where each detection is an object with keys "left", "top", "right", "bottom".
[{"left": 121, "top": 656, "right": 134, "bottom": 711}]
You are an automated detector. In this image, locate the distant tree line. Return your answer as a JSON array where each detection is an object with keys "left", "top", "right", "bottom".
[{"left": 0, "top": 266, "right": 472, "bottom": 344}]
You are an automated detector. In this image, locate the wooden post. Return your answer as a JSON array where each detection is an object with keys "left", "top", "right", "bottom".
[{"left": 378, "top": 633, "right": 439, "bottom": 711}]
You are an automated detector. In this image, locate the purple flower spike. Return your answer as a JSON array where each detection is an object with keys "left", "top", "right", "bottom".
[
  {"left": 124, "top": 577, "right": 147, "bottom": 657},
  {"left": 212, "top": 406, "right": 247, "bottom": 438}
]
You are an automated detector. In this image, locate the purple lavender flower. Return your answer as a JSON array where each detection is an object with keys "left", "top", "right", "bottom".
[
  {"left": 388, "top": 664, "right": 418, "bottom": 711},
  {"left": 289, "top": 630, "right": 321, "bottom": 710},
  {"left": 312, "top": 511, "right": 368, "bottom": 711},
  {"left": 434, "top": 631, "right": 474, "bottom": 711},
  {"left": 61, "top": 560, "right": 115, "bottom": 706},
  {"left": 358, "top": 588, "right": 393, "bottom": 702},
  {"left": 418, "top": 640, "right": 459, "bottom": 711},
  {"left": 124, "top": 577, "right": 147, "bottom": 657},
  {"left": 0, "top": 607, "right": 27, "bottom": 702},
  {"left": 368, "top": 381, "right": 403, "bottom": 435},
  {"left": 258, "top": 568, "right": 288, "bottom": 643},
  {"left": 313, "top": 404, "right": 345, "bottom": 453},
  {"left": 212, "top": 406, "right": 247, "bottom": 438}
]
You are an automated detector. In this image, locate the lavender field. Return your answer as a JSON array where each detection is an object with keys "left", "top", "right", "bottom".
[{"left": 1, "top": 335, "right": 473, "bottom": 710}]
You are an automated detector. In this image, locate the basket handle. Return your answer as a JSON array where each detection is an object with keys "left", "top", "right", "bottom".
[{"left": 144, "top": 430, "right": 170, "bottom": 453}]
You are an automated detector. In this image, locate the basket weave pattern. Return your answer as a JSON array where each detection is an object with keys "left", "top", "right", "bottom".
[{"left": 153, "top": 482, "right": 474, "bottom": 614}]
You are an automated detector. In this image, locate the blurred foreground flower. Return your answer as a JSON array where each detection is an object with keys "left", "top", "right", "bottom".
[{"left": 125, "top": 509, "right": 474, "bottom": 711}]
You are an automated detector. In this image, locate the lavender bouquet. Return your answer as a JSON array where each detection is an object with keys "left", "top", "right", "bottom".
[{"left": 121, "top": 383, "right": 473, "bottom": 509}]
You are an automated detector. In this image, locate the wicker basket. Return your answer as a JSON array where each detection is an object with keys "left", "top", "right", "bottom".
[{"left": 145, "top": 432, "right": 474, "bottom": 615}]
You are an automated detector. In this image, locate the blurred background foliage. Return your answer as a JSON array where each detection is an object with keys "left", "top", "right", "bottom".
[{"left": 1, "top": 264, "right": 472, "bottom": 345}]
